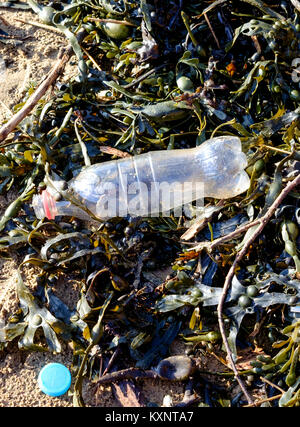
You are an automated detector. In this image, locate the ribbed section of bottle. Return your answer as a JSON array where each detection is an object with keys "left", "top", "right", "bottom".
[{"left": 68, "top": 135, "right": 250, "bottom": 218}]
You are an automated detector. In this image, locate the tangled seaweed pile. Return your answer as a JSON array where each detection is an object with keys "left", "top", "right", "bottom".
[{"left": 0, "top": 0, "right": 300, "bottom": 407}]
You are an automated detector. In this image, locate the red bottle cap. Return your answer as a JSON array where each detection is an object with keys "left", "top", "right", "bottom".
[{"left": 41, "top": 190, "right": 58, "bottom": 220}]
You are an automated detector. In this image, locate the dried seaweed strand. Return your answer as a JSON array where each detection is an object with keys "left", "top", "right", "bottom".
[
  {"left": 96, "top": 368, "right": 158, "bottom": 384},
  {"left": 217, "top": 173, "right": 300, "bottom": 405}
]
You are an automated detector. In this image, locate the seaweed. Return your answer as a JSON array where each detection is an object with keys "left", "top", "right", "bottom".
[{"left": 0, "top": 0, "right": 299, "bottom": 407}]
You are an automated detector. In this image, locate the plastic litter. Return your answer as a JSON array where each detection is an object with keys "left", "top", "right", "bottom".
[
  {"left": 32, "top": 136, "right": 250, "bottom": 221},
  {"left": 290, "top": 304, "right": 300, "bottom": 319},
  {"left": 38, "top": 363, "right": 71, "bottom": 397}
]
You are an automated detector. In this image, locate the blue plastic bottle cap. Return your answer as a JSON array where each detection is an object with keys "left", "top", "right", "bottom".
[{"left": 38, "top": 363, "right": 72, "bottom": 397}]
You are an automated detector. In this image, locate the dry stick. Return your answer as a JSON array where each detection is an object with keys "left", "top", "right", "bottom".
[
  {"left": 260, "top": 376, "right": 286, "bottom": 394},
  {"left": 101, "top": 346, "right": 121, "bottom": 377},
  {"left": 217, "top": 173, "right": 300, "bottom": 405},
  {"left": 203, "top": 12, "right": 220, "bottom": 49},
  {"left": 190, "top": 216, "right": 262, "bottom": 252},
  {"left": 14, "top": 18, "right": 65, "bottom": 34},
  {"left": 82, "top": 46, "right": 102, "bottom": 72},
  {"left": 181, "top": 200, "right": 225, "bottom": 242},
  {"left": 0, "top": 51, "right": 65, "bottom": 142},
  {"left": 243, "top": 393, "right": 282, "bottom": 408},
  {"left": 0, "top": 29, "right": 86, "bottom": 144}
]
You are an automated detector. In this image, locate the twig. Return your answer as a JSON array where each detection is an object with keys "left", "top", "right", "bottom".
[
  {"left": 217, "top": 173, "right": 300, "bottom": 405},
  {"left": 260, "top": 376, "right": 285, "bottom": 394},
  {"left": 0, "top": 29, "right": 86, "bottom": 144},
  {"left": 180, "top": 200, "right": 225, "bottom": 241},
  {"left": 0, "top": 15, "right": 10, "bottom": 27},
  {"left": 190, "top": 216, "right": 261, "bottom": 252},
  {"left": 82, "top": 46, "right": 102, "bottom": 72},
  {"left": 101, "top": 346, "right": 120, "bottom": 376},
  {"left": 243, "top": 393, "right": 282, "bottom": 407},
  {"left": 263, "top": 145, "right": 293, "bottom": 155},
  {"left": 203, "top": 12, "right": 220, "bottom": 49},
  {"left": 14, "top": 18, "right": 65, "bottom": 34}
]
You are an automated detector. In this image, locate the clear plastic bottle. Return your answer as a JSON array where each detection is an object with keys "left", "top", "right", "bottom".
[{"left": 32, "top": 136, "right": 250, "bottom": 221}]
